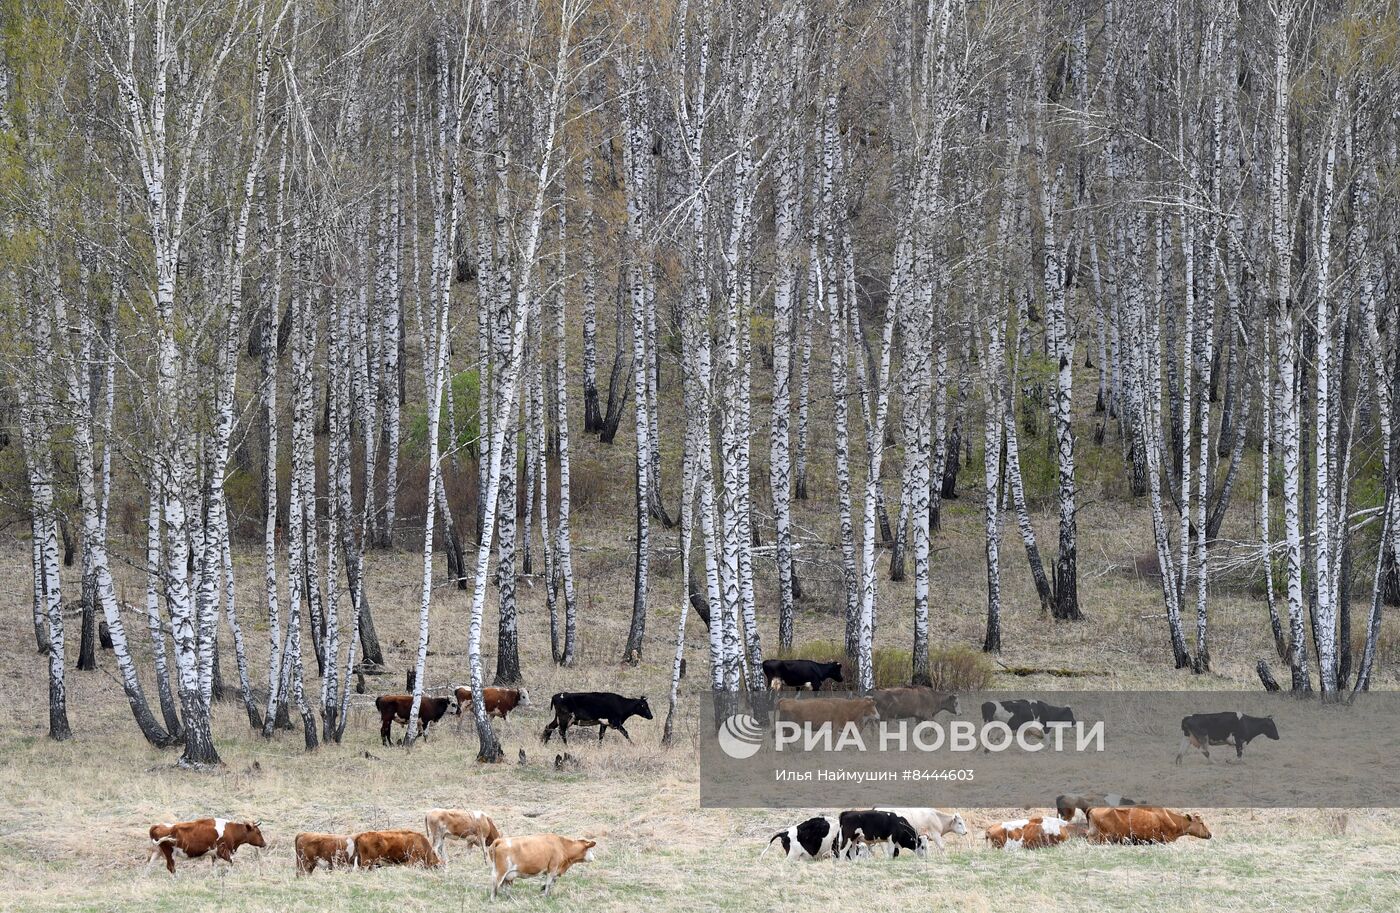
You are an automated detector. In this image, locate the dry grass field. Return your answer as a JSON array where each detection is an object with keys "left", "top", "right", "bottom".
[{"left": 4, "top": 394, "right": 1400, "bottom": 911}]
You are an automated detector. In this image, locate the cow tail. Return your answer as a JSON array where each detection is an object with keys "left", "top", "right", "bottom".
[{"left": 760, "top": 832, "right": 783, "bottom": 859}]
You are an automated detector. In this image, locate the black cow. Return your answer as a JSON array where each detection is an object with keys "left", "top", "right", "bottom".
[
  {"left": 837, "top": 810, "right": 927, "bottom": 860},
  {"left": 375, "top": 694, "right": 453, "bottom": 746},
  {"left": 541, "top": 692, "right": 653, "bottom": 744},
  {"left": 762, "top": 659, "right": 844, "bottom": 692},
  {"left": 761, "top": 815, "right": 846, "bottom": 861},
  {"left": 1175, "top": 712, "right": 1279, "bottom": 764}
]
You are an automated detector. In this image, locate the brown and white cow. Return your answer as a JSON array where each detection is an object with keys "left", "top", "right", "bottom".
[
  {"left": 353, "top": 829, "right": 442, "bottom": 868},
  {"left": 1055, "top": 792, "right": 1139, "bottom": 821},
  {"left": 294, "top": 832, "right": 356, "bottom": 875},
  {"left": 488, "top": 834, "right": 596, "bottom": 898},
  {"left": 453, "top": 687, "right": 529, "bottom": 722},
  {"left": 1087, "top": 806, "right": 1212, "bottom": 844},
  {"left": 984, "top": 816, "right": 1086, "bottom": 850},
  {"left": 425, "top": 808, "right": 501, "bottom": 862},
  {"left": 374, "top": 694, "right": 453, "bottom": 746},
  {"left": 146, "top": 818, "right": 266, "bottom": 874}
]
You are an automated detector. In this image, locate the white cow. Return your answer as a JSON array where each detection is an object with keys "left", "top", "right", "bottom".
[{"left": 876, "top": 807, "right": 968, "bottom": 851}]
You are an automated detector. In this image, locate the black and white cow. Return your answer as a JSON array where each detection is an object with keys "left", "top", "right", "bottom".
[
  {"left": 981, "top": 699, "right": 1076, "bottom": 743},
  {"left": 541, "top": 692, "right": 653, "bottom": 744},
  {"left": 762, "top": 659, "right": 844, "bottom": 692},
  {"left": 761, "top": 816, "right": 846, "bottom": 861},
  {"left": 837, "top": 810, "right": 928, "bottom": 860},
  {"left": 1175, "top": 712, "right": 1279, "bottom": 764}
]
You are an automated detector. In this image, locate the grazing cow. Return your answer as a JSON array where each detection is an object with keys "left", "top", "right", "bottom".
[
  {"left": 453, "top": 687, "right": 530, "bottom": 721},
  {"left": 375, "top": 694, "right": 453, "bottom": 747},
  {"left": 985, "top": 817, "right": 1086, "bottom": 850},
  {"left": 146, "top": 818, "right": 266, "bottom": 874},
  {"left": 1176, "top": 712, "right": 1279, "bottom": 764},
  {"left": 294, "top": 832, "right": 356, "bottom": 875},
  {"left": 775, "top": 697, "right": 880, "bottom": 731},
  {"left": 541, "top": 692, "right": 653, "bottom": 744},
  {"left": 872, "top": 688, "right": 960, "bottom": 723},
  {"left": 762, "top": 659, "right": 844, "bottom": 691},
  {"left": 875, "top": 808, "right": 967, "bottom": 850},
  {"left": 488, "top": 834, "right": 596, "bottom": 898},
  {"left": 837, "top": 810, "right": 928, "bottom": 860},
  {"left": 1087, "top": 806, "right": 1212, "bottom": 844},
  {"left": 352, "top": 829, "right": 441, "bottom": 868},
  {"left": 1055, "top": 793, "right": 1139, "bottom": 821},
  {"left": 761, "top": 816, "right": 847, "bottom": 862},
  {"left": 425, "top": 808, "right": 501, "bottom": 862}
]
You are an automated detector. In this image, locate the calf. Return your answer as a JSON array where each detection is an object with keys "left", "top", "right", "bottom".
[
  {"left": 775, "top": 697, "right": 880, "bottom": 731},
  {"left": 294, "top": 832, "right": 356, "bottom": 875},
  {"left": 875, "top": 807, "right": 967, "bottom": 850},
  {"left": 761, "top": 816, "right": 846, "bottom": 862},
  {"left": 872, "top": 688, "right": 960, "bottom": 723},
  {"left": 1055, "top": 793, "right": 1139, "bottom": 821},
  {"left": 353, "top": 829, "right": 441, "bottom": 868},
  {"left": 146, "top": 818, "right": 266, "bottom": 874},
  {"left": 541, "top": 692, "right": 652, "bottom": 744},
  {"left": 1176, "top": 712, "right": 1279, "bottom": 764},
  {"left": 454, "top": 687, "right": 529, "bottom": 721},
  {"left": 375, "top": 694, "right": 453, "bottom": 747},
  {"left": 425, "top": 808, "right": 501, "bottom": 862},
  {"left": 488, "top": 834, "right": 596, "bottom": 898},
  {"left": 837, "top": 810, "right": 927, "bottom": 860},
  {"left": 761, "top": 659, "right": 844, "bottom": 691},
  {"left": 985, "top": 817, "right": 1086, "bottom": 850}
]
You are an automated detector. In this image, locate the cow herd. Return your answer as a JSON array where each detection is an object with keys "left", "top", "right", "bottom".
[
  {"left": 763, "top": 799, "right": 1212, "bottom": 862},
  {"left": 147, "top": 809, "right": 595, "bottom": 898}
]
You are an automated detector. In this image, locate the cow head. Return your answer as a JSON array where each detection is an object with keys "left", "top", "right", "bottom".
[
  {"left": 1261, "top": 716, "right": 1279, "bottom": 740},
  {"left": 518, "top": 688, "right": 532, "bottom": 707},
  {"left": 1182, "top": 814, "right": 1212, "bottom": 840},
  {"left": 950, "top": 814, "right": 968, "bottom": 837},
  {"left": 949, "top": 695, "right": 962, "bottom": 715},
  {"left": 245, "top": 822, "right": 267, "bottom": 848},
  {"left": 576, "top": 839, "right": 598, "bottom": 863},
  {"left": 826, "top": 662, "right": 845, "bottom": 683},
  {"left": 634, "top": 697, "right": 654, "bottom": 720}
]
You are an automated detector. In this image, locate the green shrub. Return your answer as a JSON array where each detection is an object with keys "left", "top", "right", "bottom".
[
  {"left": 924, "top": 644, "right": 995, "bottom": 691},
  {"left": 405, "top": 368, "right": 481, "bottom": 460}
]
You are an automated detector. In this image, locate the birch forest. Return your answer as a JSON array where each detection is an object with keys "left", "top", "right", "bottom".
[{"left": 2, "top": 0, "right": 1399, "bottom": 768}]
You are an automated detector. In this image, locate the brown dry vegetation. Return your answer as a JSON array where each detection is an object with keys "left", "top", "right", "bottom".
[{"left": 3, "top": 299, "right": 1400, "bottom": 909}]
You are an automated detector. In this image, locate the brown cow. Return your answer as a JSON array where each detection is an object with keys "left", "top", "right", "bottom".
[
  {"left": 353, "top": 829, "right": 441, "bottom": 868},
  {"left": 375, "top": 694, "right": 453, "bottom": 746},
  {"left": 425, "top": 808, "right": 501, "bottom": 862},
  {"left": 453, "top": 687, "right": 530, "bottom": 721},
  {"left": 146, "top": 818, "right": 266, "bottom": 874},
  {"left": 985, "top": 816, "right": 1086, "bottom": 850},
  {"left": 1087, "top": 806, "right": 1212, "bottom": 844},
  {"left": 775, "top": 697, "right": 880, "bottom": 730},
  {"left": 294, "top": 832, "right": 356, "bottom": 875},
  {"left": 488, "top": 834, "right": 596, "bottom": 898},
  {"left": 872, "top": 687, "right": 960, "bottom": 722}
]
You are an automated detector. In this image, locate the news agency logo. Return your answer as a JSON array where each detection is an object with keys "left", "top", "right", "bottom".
[
  {"left": 713, "top": 715, "right": 1106, "bottom": 757},
  {"left": 717, "top": 714, "right": 767, "bottom": 759}
]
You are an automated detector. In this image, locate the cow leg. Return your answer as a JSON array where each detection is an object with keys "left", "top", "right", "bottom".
[
  {"left": 614, "top": 722, "right": 633, "bottom": 742},
  {"left": 598, "top": 723, "right": 608, "bottom": 742},
  {"left": 540, "top": 872, "right": 555, "bottom": 895},
  {"left": 161, "top": 844, "right": 176, "bottom": 874},
  {"left": 381, "top": 717, "right": 393, "bottom": 747},
  {"left": 542, "top": 719, "right": 558, "bottom": 743}
]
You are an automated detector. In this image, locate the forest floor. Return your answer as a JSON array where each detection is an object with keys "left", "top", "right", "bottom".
[{"left": 3, "top": 463, "right": 1400, "bottom": 911}]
